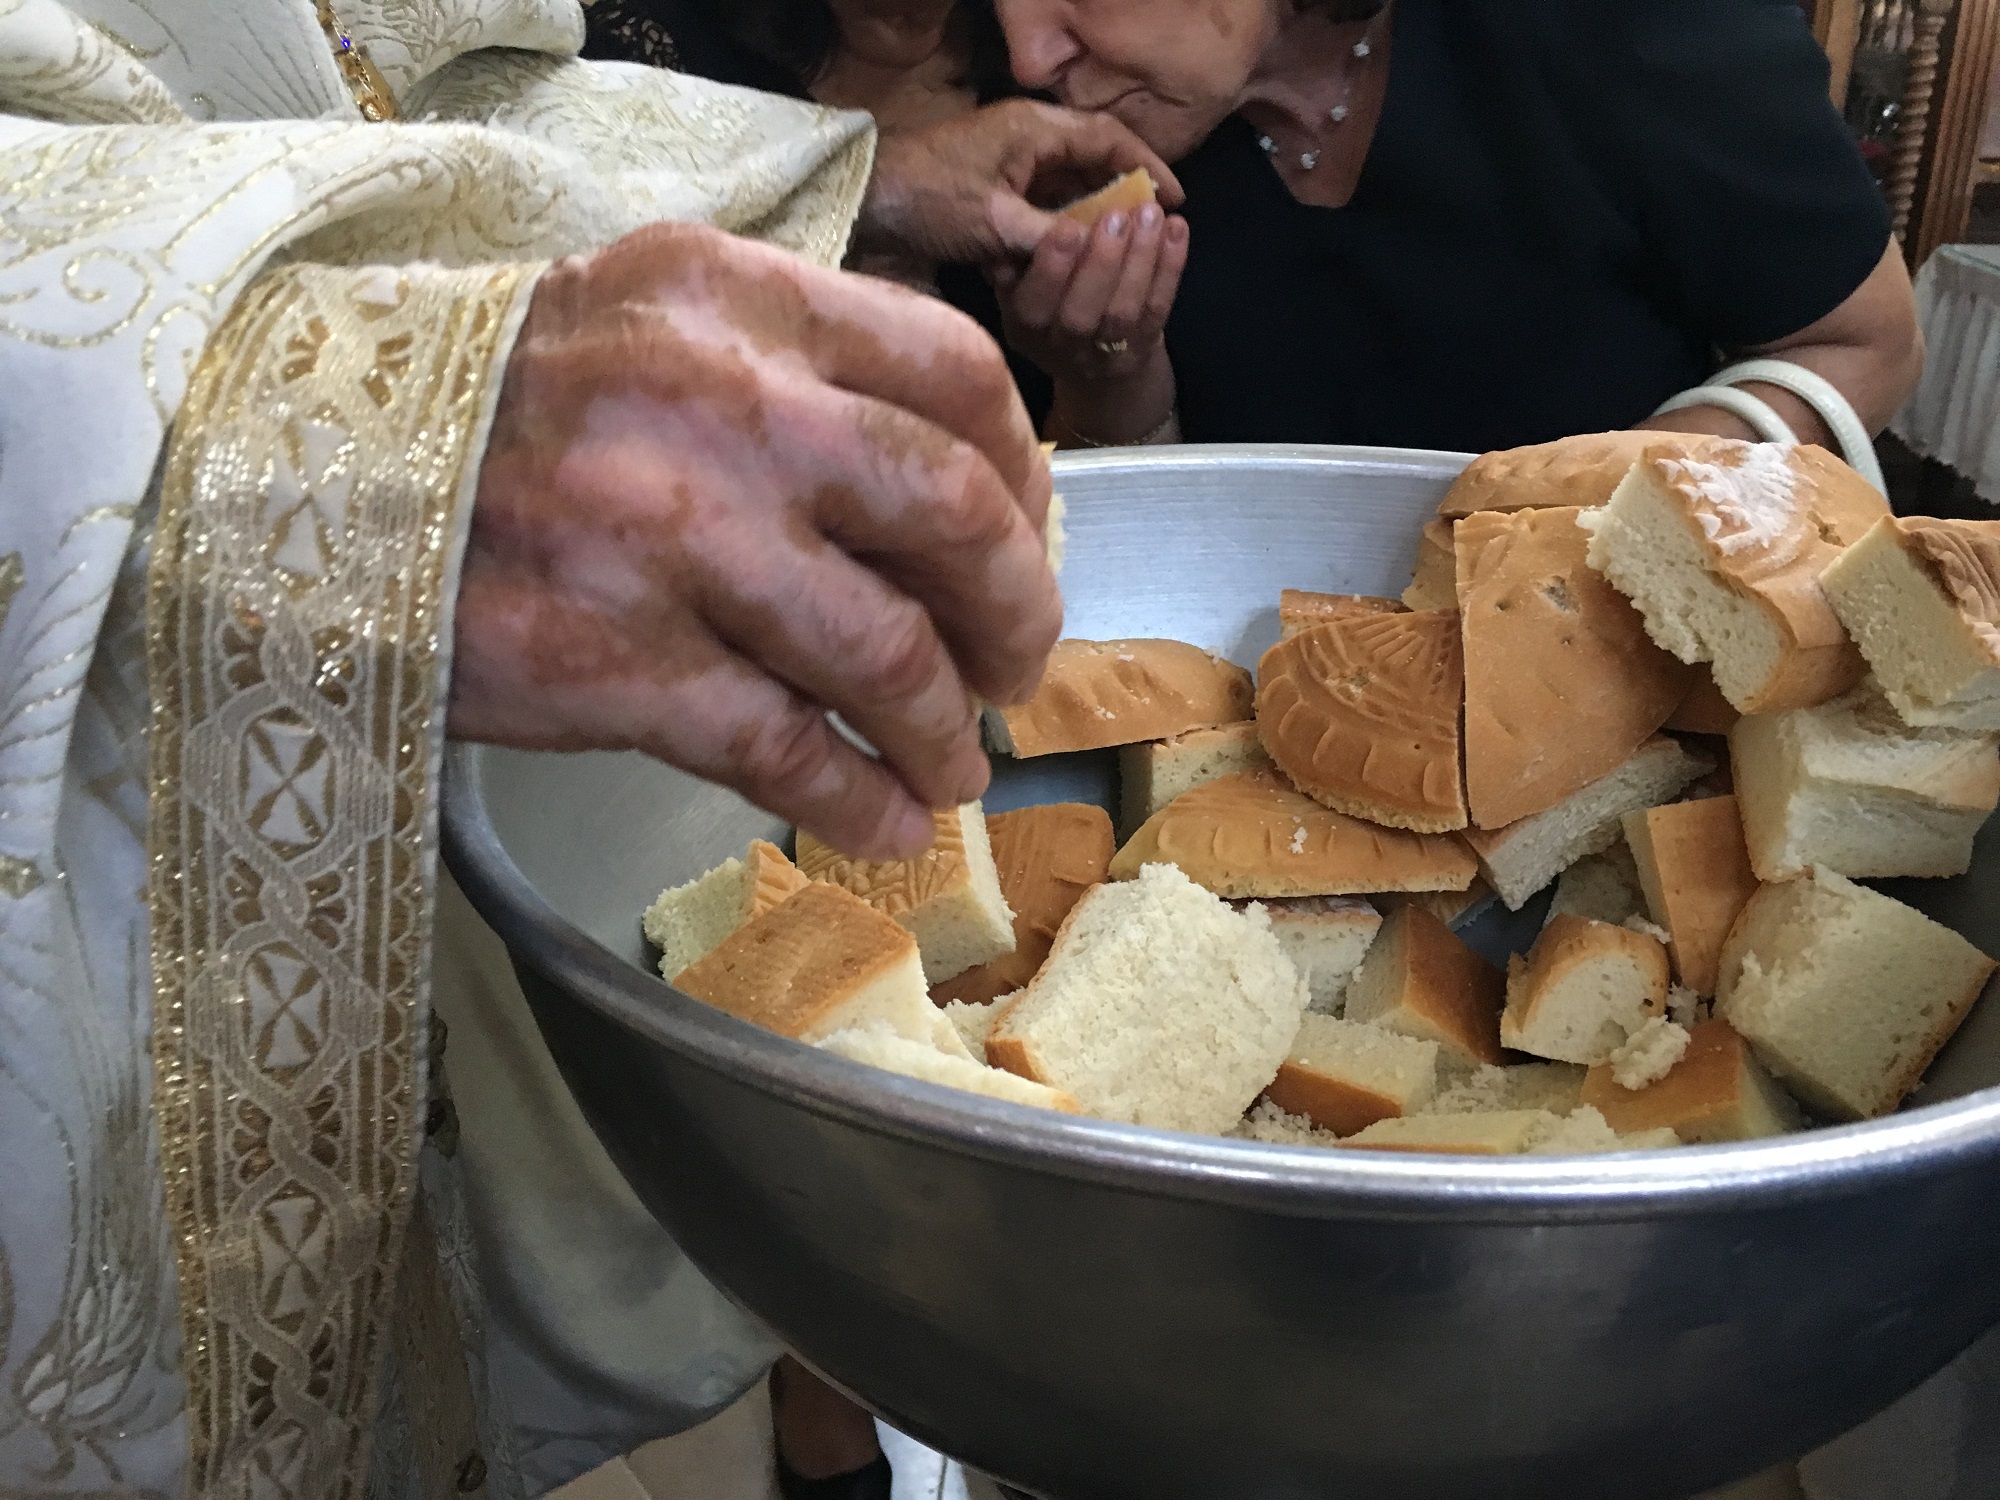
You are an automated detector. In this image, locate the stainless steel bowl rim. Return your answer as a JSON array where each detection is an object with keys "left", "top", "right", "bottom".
[{"left": 441, "top": 443, "right": 2000, "bottom": 1226}]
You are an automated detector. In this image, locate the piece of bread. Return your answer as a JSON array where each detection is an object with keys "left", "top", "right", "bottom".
[
  {"left": 1665, "top": 673, "right": 1741, "bottom": 735},
  {"left": 797, "top": 803, "right": 1016, "bottom": 985},
  {"left": 1264, "top": 1014, "right": 1441, "bottom": 1136},
  {"left": 1546, "top": 840, "right": 1647, "bottom": 928},
  {"left": 1059, "top": 167, "right": 1158, "bottom": 227},
  {"left": 1580, "top": 439, "right": 1888, "bottom": 713},
  {"left": 1716, "top": 866, "right": 1996, "bottom": 1120},
  {"left": 1729, "top": 684, "right": 2000, "bottom": 882},
  {"left": 1426, "top": 1061, "right": 1586, "bottom": 1116},
  {"left": 1342, "top": 905, "right": 1506, "bottom": 1067},
  {"left": 931, "top": 803, "right": 1113, "bottom": 1005},
  {"left": 985, "top": 639, "right": 1254, "bottom": 758},
  {"left": 1821, "top": 516, "right": 2000, "bottom": 731},
  {"left": 1117, "top": 722, "right": 1272, "bottom": 837},
  {"left": 1402, "top": 519, "right": 1458, "bottom": 611},
  {"left": 1604, "top": 1015, "right": 1693, "bottom": 1090},
  {"left": 985, "top": 863, "right": 1309, "bottom": 1133},
  {"left": 673, "top": 882, "right": 958, "bottom": 1053},
  {"left": 1501, "top": 914, "right": 1669, "bottom": 1065},
  {"left": 1342, "top": 1109, "right": 1555, "bottom": 1155},
  {"left": 1256, "top": 610, "right": 1468, "bottom": 832},
  {"left": 1438, "top": 431, "right": 1669, "bottom": 519},
  {"left": 942, "top": 998, "right": 1002, "bottom": 1056},
  {"left": 1110, "top": 769, "right": 1479, "bottom": 897},
  {"left": 1232, "top": 1097, "right": 1344, "bottom": 1148},
  {"left": 1372, "top": 879, "right": 1497, "bottom": 930},
  {"left": 1464, "top": 735, "right": 1712, "bottom": 909},
  {"left": 1457, "top": 506, "right": 1692, "bottom": 828},
  {"left": 1579, "top": 1018, "right": 1800, "bottom": 1143},
  {"left": 817, "top": 1023, "right": 1080, "bottom": 1112},
  {"left": 1242, "top": 895, "right": 1382, "bottom": 1012},
  {"left": 642, "top": 839, "right": 810, "bottom": 980},
  {"left": 1622, "top": 795, "right": 1761, "bottom": 994},
  {"left": 1279, "top": 589, "right": 1406, "bottom": 638}
]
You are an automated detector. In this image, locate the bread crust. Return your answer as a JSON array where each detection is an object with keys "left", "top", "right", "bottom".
[
  {"left": 1059, "top": 168, "right": 1157, "bottom": 227},
  {"left": 992, "top": 638, "right": 1254, "bottom": 758},
  {"left": 933, "top": 804, "right": 1113, "bottom": 1006},
  {"left": 1439, "top": 431, "right": 1667, "bottom": 519}
]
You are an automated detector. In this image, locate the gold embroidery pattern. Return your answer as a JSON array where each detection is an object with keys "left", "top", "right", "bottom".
[
  {"left": 147, "top": 259, "right": 537, "bottom": 1500},
  {"left": 314, "top": 1, "right": 400, "bottom": 121}
]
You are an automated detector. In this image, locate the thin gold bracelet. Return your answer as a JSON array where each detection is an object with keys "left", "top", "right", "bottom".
[{"left": 1050, "top": 409, "right": 1182, "bottom": 450}]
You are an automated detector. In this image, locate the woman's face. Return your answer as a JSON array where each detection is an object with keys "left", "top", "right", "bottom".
[{"left": 994, "top": 0, "right": 1281, "bottom": 161}]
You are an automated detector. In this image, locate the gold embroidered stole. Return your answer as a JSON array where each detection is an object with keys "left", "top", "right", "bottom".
[{"left": 147, "top": 260, "right": 538, "bottom": 1500}]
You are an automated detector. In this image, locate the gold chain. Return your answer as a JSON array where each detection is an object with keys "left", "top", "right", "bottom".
[{"left": 314, "top": 0, "right": 398, "bottom": 121}]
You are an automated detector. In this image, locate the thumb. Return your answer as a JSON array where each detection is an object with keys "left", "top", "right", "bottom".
[{"left": 989, "top": 190, "right": 1059, "bottom": 258}]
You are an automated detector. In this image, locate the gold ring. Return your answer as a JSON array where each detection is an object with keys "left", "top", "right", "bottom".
[{"left": 1096, "top": 338, "right": 1130, "bottom": 355}]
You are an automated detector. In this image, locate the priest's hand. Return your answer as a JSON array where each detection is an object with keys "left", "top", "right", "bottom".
[
  {"left": 854, "top": 99, "right": 1183, "bottom": 267},
  {"left": 450, "top": 222, "right": 1062, "bottom": 861}
]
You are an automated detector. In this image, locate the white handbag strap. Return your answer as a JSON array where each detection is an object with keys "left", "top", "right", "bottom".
[
  {"left": 1710, "top": 357, "right": 1887, "bottom": 496},
  {"left": 1652, "top": 385, "right": 1800, "bottom": 446}
]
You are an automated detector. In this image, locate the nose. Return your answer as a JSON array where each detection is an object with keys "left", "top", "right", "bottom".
[{"left": 992, "top": 0, "right": 1082, "bottom": 93}]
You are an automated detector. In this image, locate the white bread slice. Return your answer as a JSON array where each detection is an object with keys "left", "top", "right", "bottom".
[
  {"left": 1439, "top": 431, "right": 1669, "bottom": 519},
  {"left": 1342, "top": 905, "right": 1505, "bottom": 1067},
  {"left": 1110, "top": 769, "right": 1478, "bottom": 898},
  {"left": 1402, "top": 519, "right": 1458, "bottom": 611},
  {"left": 1821, "top": 516, "right": 2000, "bottom": 731},
  {"left": 942, "top": 998, "right": 1002, "bottom": 1056},
  {"left": 673, "top": 882, "right": 959, "bottom": 1053},
  {"left": 1118, "top": 722, "right": 1272, "bottom": 837},
  {"left": 1256, "top": 610, "right": 1468, "bottom": 832},
  {"left": 1342, "top": 1109, "right": 1554, "bottom": 1154},
  {"left": 643, "top": 839, "right": 811, "bottom": 981},
  {"left": 797, "top": 804, "right": 1015, "bottom": 985},
  {"left": 1059, "top": 167, "right": 1157, "bottom": 227},
  {"left": 1546, "top": 840, "right": 1647, "bottom": 928},
  {"left": 983, "top": 638, "right": 1254, "bottom": 758},
  {"left": 1264, "top": 1013, "right": 1440, "bottom": 1136},
  {"left": 1622, "top": 795, "right": 1761, "bottom": 994},
  {"left": 1278, "top": 588, "right": 1406, "bottom": 638},
  {"left": 931, "top": 803, "right": 1112, "bottom": 1005},
  {"left": 1457, "top": 506, "right": 1692, "bottom": 828},
  {"left": 1716, "top": 866, "right": 1996, "bottom": 1120},
  {"left": 1372, "top": 879, "right": 1497, "bottom": 930},
  {"left": 817, "top": 1022, "right": 1078, "bottom": 1112},
  {"left": 1426, "top": 1062, "right": 1586, "bottom": 1116},
  {"left": 1665, "top": 673, "right": 1741, "bottom": 735},
  {"left": 985, "top": 863, "right": 1309, "bottom": 1133},
  {"left": 1240, "top": 895, "right": 1382, "bottom": 1012},
  {"left": 1580, "top": 439, "right": 1887, "bottom": 713},
  {"left": 1580, "top": 1018, "right": 1800, "bottom": 1143},
  {"left": 1729, "top": 684, "right": 2000, "bottom": 882},
  {"left": 1464, "top": 735, "right": 1711, "bottom": 909},
  {"left": 1502, "top": 914, "right": 1669, "bottom": 1065}
]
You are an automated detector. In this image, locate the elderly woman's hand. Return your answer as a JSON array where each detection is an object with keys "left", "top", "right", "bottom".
[{"left": 450, "top": 222, "right": 1063, "bottom": 861}]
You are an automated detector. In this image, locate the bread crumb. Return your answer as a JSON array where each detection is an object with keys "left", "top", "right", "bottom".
[
  {"left": 1231, "top": 1097, "right": 1344, "bottom": 1149},
  {"left": 1609, "top": 1016, "right": 1692, "bottom": 1090},
  {"left": 1289, "top": 824, "right": 1308, "bottom": 854},
  {"left": 1622, "top": 915, "right": 1671, "bottom": 945}
]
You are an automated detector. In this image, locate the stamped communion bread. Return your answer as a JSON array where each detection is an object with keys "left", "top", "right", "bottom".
[
  {"left": 644, "top": 838, "right": 809, "bottom": 981},
  {"left": 1401, "top": 519, "right": 1458, "bottom": 611},
  {"left": 1278, "top": 589, "right": 1406, "bottom": 638},
  {"left": 1582, "top": 439, "right": 1889, "bottom": 713},
  {"left": 1438, "top": 431, "right": 1668, "bottom": 519},
  {"left": 984, "top": 638, "right": 1254, "bottom": 758},
  {"left": 1622, "top": 795, "right": 1760, "bottom": 995},
  {"left": 1118, "top": 721, "right": 1271, "bottom": 836},
  {"left": 1342, "top": 906, "right": 1505, "bottom": 1068}
]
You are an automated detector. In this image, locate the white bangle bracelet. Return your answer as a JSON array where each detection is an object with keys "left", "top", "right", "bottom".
[
  {"left": 1652, "top": 385, "right": 1800, "bottom": 446},
  {"left": 1710, "top": 358, "right": 1887, "bottom": 496}
]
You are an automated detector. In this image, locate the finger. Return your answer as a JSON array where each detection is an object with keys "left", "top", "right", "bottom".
[
  {"left": 1003, "top": 219, "right": 1088, "bottom": 331},
  {"left": 1002, "top": 103, "right": 1185, "bottom": 208},
  {"left": 1097, "top": 205, "right": 1167, "bottom": 344},
  {"left": 1141, "top": 216, "right": 1190, "bottom": 332},
  {"left": 1055, "top": 212, "right": 1139, "bottom": 338}
]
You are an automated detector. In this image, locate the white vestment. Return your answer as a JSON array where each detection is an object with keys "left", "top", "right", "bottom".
[{"left": 0, "top": 6, "right": 870, "bottom": 1497}]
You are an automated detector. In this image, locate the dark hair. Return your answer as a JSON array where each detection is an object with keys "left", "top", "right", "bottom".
[{"left": 688, "top": 0, "right": 1018, "bottom": 102}]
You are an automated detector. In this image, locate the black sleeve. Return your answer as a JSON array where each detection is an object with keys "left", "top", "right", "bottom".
[
  {"left": 1563, "top": 0, "right": 1893, "bottom": 348},
  {"left": 581, "top": 0, "right": 808, "bottom": 98}
]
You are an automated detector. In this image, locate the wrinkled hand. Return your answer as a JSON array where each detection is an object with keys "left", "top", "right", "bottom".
[
  {"left": 856, "top": 98, "right": 1182, "bottom": 266},
  {"left": 450, "top": 222, "right": 1063, "bottom": 860},
  {"left": 993, "top": 200, "right": 1189, "bottom": 389}
]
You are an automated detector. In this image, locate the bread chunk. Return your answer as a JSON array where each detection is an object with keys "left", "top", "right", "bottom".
[
  {"left": 1622, "top": 795, "right": 1761, "bottom": 994},
  {"left": 1439, "top": 431, "right": 1668, "bottom": 518},
  {"left": 1278, "top": 588, "right": 1406, "bottom": 638},
  {"left": 1111, "top": 769, "right": 1479, "bottom": 898},
  {"left": 942, "top": 998, "right": 1002, "bottom": 1056},
  {"left": 1580, "top": 1019, "right": 1799, "bottom": 1143},
  {"left": 1256, "top": 610, "right": 1467, "bottom": 832},
  {"left": 1729, "top": 685, "right": 2000, "bottom": 882},
  {"left": 1426, "top": 1062, "right": 1586, "bottom": 1116},
  {"left": 1464, "top": 736, "right": 1711, "bottom": 909},
  {"left": 1457, "top": 506, "right": 1692, "bottom": 828},
  {"left": 1343, "top": 1109, "right": 1554, "bottom": 1155},
  {"left": 1402, "top": 519, "right": 1458, "bottom": 611},
  {"left": 1059, "top": 167, "right": 1157, "bottom": 227},
  {"left": 1264, "top": 1014, "right": 1440, "bottom": 1136},
  {"left": 984, "top": 638, "right": 1253, "bottom": 758},
  {"left": 673, "top": 882, "right": 961, "bottom": 1053},
  {"left": 1118, "top": 722, "right": 1271, "bottom": 837},
  {"left": 643, "top": 839, "right": 810, "bottom": 980},
  {"left": 798, "top": 804, "right": 1015, "bottom": 985},
  {"left": 1502, "top": 914, "right": 1669, "bottom": 1065},
  {"left": 1605, "top": 1015, "right": 1693, "bottom": 1090},
  {"left": 1717, "top": 867, "right": 1995, "bottom": 1120},
  {"left": 932, "top": 803, "right": 1112, "bottom": 1005},
  {"left": 1821, "top": 516, "right": 2000, "bottom": 731},
  {"left": 1581, "top": 440, "right": 1887, "bottom": 713},
  {"left": 818, "top": 1023, "right": 1078, "bottom": 1112},
  {"left": 1342, "top": 906, "right": 1505, "bottom": 1067},
  {"left": 985, "top": 863, "right": 1309, "bottom": 1133},
  {"left": 1240, "top": 895, "right": 1382, "bottom": 1012}
]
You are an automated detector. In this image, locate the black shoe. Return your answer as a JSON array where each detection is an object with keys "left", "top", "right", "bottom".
[{"left": 773, "top": 1453, "right": 893, "bottom": 1500}]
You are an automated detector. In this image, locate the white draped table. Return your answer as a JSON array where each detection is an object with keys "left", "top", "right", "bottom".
[{"left": 1894, "top": 243, "right": 2000, "bottom": 505}]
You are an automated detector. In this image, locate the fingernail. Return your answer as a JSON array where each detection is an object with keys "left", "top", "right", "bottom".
[
  {"left": 1102, "top": 213, "right": 1127, "bottom": 239},
  {"left": 1138, "top": 203, "right": 1162, "bottom": 230}
]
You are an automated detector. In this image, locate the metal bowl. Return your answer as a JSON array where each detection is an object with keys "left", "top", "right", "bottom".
[{"left": 443, "top": 446, "right": 2000, "bottom": 1500}]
